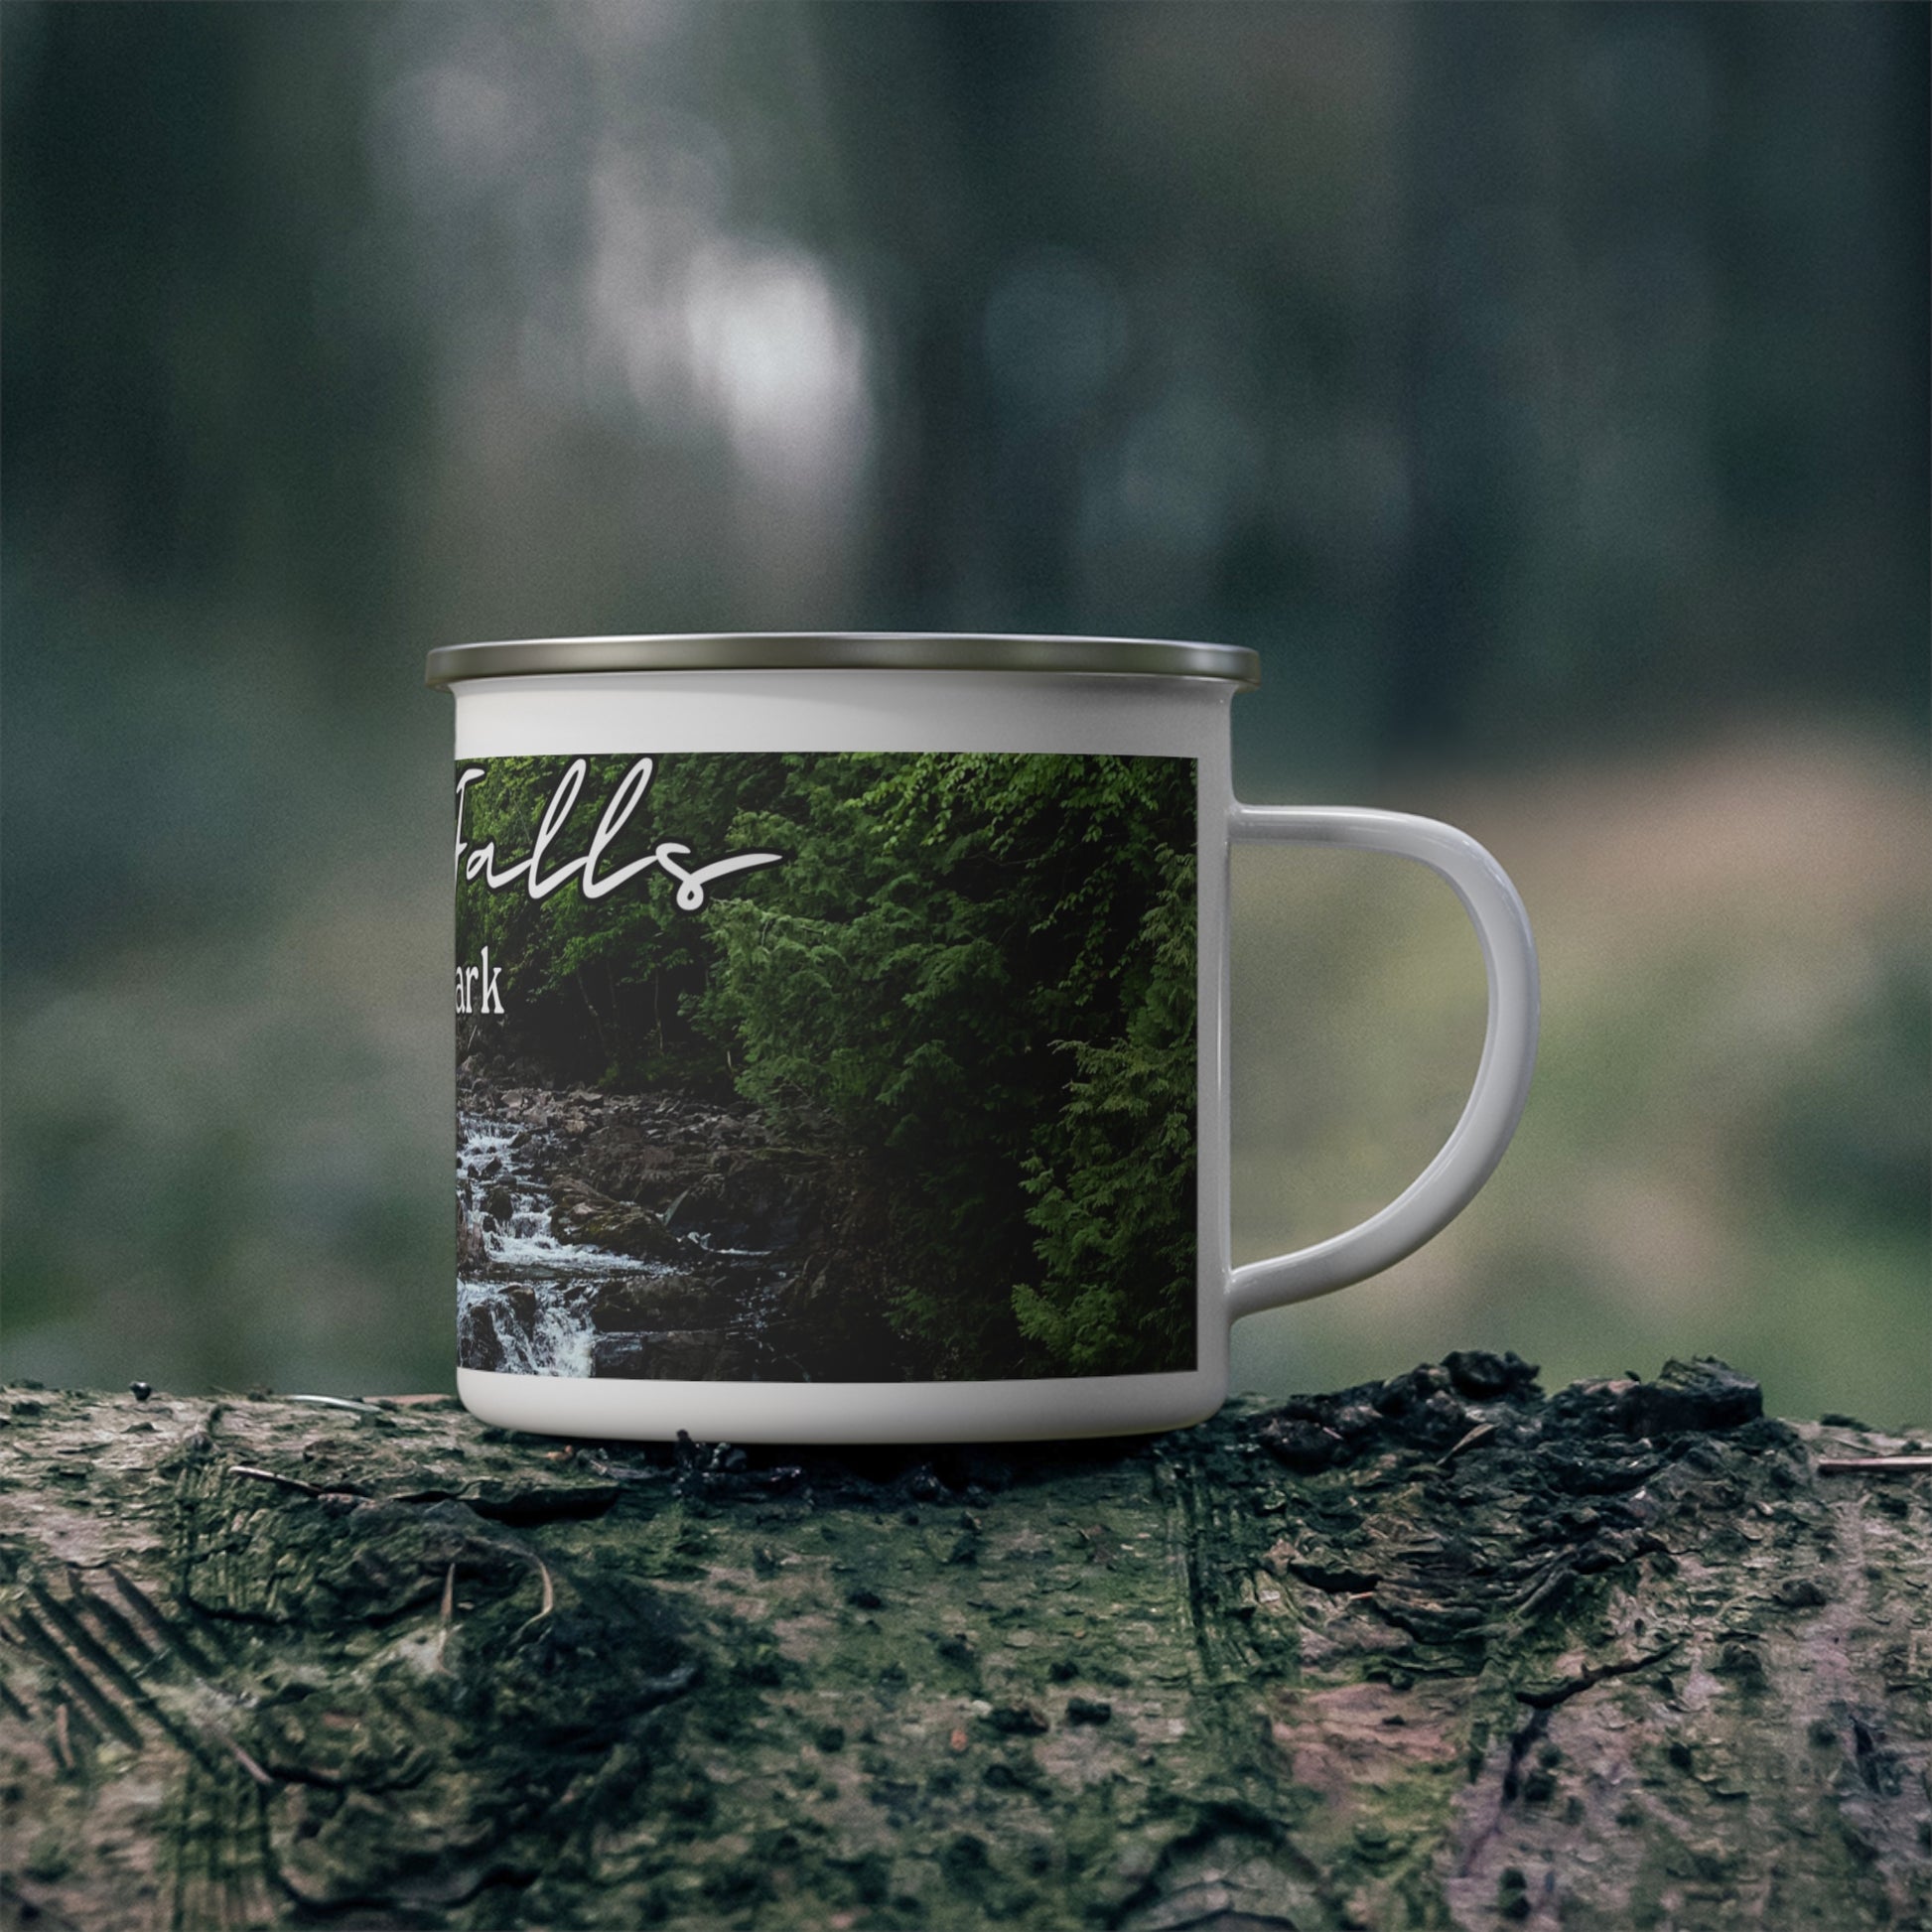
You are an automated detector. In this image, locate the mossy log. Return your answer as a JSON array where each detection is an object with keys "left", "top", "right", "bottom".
[{"left": 1, "top": 1358, "right": 1927, "bottom": 1931}]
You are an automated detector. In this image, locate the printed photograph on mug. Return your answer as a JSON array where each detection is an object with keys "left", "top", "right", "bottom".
[{"left": 451, "top": 749, "right": 1199, "bottom": 1387}]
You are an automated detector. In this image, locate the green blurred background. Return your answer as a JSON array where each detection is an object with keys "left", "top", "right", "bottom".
[{"left": 3, "top": 3, "right": 1926, "bottom": 1424}]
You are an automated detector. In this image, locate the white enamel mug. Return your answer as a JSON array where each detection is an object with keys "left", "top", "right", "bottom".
[{"left": 427, "top": 634, "right": 1538, "bottom": 1444}]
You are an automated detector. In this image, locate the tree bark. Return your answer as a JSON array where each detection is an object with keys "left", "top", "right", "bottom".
[{"left": 1, "top": 1357, "right": 1926, "bottom": 1931}]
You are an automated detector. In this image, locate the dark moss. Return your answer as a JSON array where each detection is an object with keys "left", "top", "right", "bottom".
[
  {"left": 15, "top": 1366, "right": 1918, "bottom": 1929},
  {"left": 1613, "top": 1359, "right": 1763, "bottom": 1438},
  {"left": 1716, "top": 1641, "right": 1766, "bottom": 1683},
  {"left": 1256, "top": 1416, "right": 1347, "bottom": 1471},
  {"left": 1444, "top": 1350, "right": 1541, "bottom": 1401},
  {"left": 987, "top": 1704, "right": 1049, "bottom": 1736},
  {"left": 1775, "top": 1578, "right": 1831, "bottom": 1610}
]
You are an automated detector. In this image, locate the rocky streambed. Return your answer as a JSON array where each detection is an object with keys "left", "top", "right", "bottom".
[{"left": 456, "top": 1072, "right": 886, "bottom": 1382}]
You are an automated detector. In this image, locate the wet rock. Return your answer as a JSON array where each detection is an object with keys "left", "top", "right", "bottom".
[
  {"left": 667, "top": 1163, "right": 807, "bottom": 1250},
  {"left": 595, "top": 1327, "right": 741, "bottom": 1381},
  {"left": 593, "top": 1272, "right": 739, "bottom": 1334},
  {"left": 457, "top": 1211, "right": 489, "bottom": 1271},
  {"left": 549, "top": 1181, "right": 689, "bottom": 1262}
]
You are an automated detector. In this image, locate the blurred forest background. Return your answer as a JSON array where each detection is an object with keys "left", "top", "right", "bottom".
[{"left": 3, "top": 3, "right": 1926, "bottom": 1423}]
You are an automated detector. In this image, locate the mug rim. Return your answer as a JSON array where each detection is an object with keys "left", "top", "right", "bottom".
[{"left": 424, "top": 631, "right": 1261, "bottom": 691}]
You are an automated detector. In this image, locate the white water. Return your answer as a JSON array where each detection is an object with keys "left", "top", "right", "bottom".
[
  {"left": 457, "top": 1104, "right": 805, "bottom": 1381},
  {"left": 457, "top": 1113, "right": 663, "bottom": 1378},
  {"left": 458, "top": 1278, "right": 602, "bottom": 1378},
  {"left": 459, "top": 1118, "right": 641, "bottom": 1276}
]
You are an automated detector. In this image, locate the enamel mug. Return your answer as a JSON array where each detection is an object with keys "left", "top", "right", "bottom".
[{"left": 425, "top": 634, "right": 1539, "bottom": 1444}]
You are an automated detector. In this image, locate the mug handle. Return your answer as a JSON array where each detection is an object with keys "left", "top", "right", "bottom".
[{"left": 1225, "top": 803, "right": 1540, "bottom": 1320}]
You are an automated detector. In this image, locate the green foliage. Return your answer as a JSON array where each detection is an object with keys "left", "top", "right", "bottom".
[
  {"left": 456, "top": 755, "right": 789, "bottom": 1088},
  {"left": 1011, "top": 841, "right": 1197, "bottom": 1377},
  {"left": 455, "top": 752, "right": 1197, "bottom": 1380}
]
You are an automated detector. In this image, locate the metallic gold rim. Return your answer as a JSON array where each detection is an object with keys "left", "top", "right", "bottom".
[{"left": 425, "top": 631, "right": 1261, "bottom": 690}]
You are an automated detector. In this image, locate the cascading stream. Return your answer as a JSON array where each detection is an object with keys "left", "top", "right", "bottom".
[{"left": 457, "top": 1107, "right": 803, "bottom": 1380}]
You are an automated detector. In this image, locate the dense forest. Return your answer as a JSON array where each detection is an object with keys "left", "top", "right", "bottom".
[
  {"left": 455, "top": 752, "right": 1199, "bottom": 1382},
  {"left": 6, "top": 7, "right": 1922, "bottom": 1407}
]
